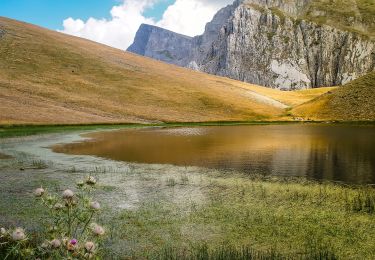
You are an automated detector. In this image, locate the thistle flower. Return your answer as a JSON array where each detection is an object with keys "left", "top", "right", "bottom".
[
  {"left": 90, "top": 223, "right": 105, "bottom": 236},
  {"left": 34, "top": 187, "right": 45, "bottom": 197},
  {"left": 67, "top": 239, "right": 78, "bottom": 251},
  {"left": 86, "top": 176, "right": 97, "bottom": 185},
  {"left": 62, "top": 189, "right": 74, "bottom": 199},
  {"left": 90, "top": 201, "right": 101, "bottom": 211},
  {"left": 84, "top": 241, "right": 96, "bottom": 253},
  {"left": 50, "top": 239, "right": 61, "bottom": 248},
  {"left": 11, "top": 228, "right": 26, "bottom": 241}
]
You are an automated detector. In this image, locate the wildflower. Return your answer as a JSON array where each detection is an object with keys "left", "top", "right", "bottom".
[
  {"left": 86, "top": 176, "right": 97, "bottom": 185},
  {"left": 0, "top": 227, "right": 6, "bottom": 235},
  {"left": 50, "top": 239, "right": 61, "bottom": 248},
  {"left": 91, "top": 223, "right": 105, "bottom": 236},
  {"left": 67, "top": 239, "right": 78, "bottom": 251},
  {"left": 62, "top": 189, "right": 74, "bottom": 199},
  {"left": 84, "top": 241, "right": 96, "bottom": 253},
  {"left": 54, "top": 203, "right": 64, "bottom": 210},
  {"left": 34, "top": 187, "right": 45, "bottom": 197},
  {"left": 90, "top": 201, "right": 101, "bottom": 211},
  {"left": 11, "top": 228, "right": 26, "bottom": 241}
]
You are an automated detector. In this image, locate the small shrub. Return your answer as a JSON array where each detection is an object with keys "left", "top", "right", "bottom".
[{"left": 0, "top": 175, "right": 106, "bottom": 259}]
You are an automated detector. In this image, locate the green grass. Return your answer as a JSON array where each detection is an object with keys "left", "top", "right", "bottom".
[
  {"left": 2, "top": 158, "right": 375, "bottom": 259},
  {"left": 0, "top": 121, "right": 300, "bottom": 139},
  {"left": 0, "top": 124, "right": 143, "bottom": 138},
  {"left": 103, "top": 173, "right": 375, "bottom": 259}
]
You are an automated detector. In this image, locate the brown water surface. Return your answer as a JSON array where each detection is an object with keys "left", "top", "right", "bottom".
[{"left": 53, "top": 125, "right": 375, "bottom": 184}]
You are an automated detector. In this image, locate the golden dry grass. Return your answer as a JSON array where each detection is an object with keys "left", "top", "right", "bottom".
[
  {"left": 0, "top": 17, "right": 333, "bottom": 125},
  {"left": 292, "top": 72, "right": 375, "bottom": 121}
]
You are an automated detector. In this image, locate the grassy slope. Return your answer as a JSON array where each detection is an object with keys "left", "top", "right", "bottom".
[
  {"left": 292, "top": 72, "right": 375, "bottom": 120},
  {"left": 303, "top": 0, "right": 375, "bottom": 38},
  {"left": 0, "top": 17, "right": 334, "bottom": 125}
]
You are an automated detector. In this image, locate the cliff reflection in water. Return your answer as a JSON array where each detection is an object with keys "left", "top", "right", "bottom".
[{"left": 53, "top": 125, "right": 375, "bottom": 184}]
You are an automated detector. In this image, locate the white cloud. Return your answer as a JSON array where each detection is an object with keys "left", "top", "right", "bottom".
[
  {"left": 60, "top": 0, "right": 233, "bottom": 50},
  {"left": 156, "top": 0, "right": 230, "bottom": 37}
]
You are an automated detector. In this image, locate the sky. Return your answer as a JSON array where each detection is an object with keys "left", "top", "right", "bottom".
[{"left": 0, "top": 0, "right": 233, "bottom": 50}]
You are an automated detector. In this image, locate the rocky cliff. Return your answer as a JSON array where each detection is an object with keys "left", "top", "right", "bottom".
[
  {"left": 128, "top": 0, "right": 375, "bottom": 90},
  {"left": 127, "top": 24, "right": 193, "bottom": 67}
]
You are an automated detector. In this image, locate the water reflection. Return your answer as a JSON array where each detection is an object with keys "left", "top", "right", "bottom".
[{"left": 53, "top": 125, "right": 375, "bottom": 184}]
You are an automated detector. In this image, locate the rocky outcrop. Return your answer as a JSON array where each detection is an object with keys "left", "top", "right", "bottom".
[
  {"left": 127, "top": 24, "right": 193, "bottom": 67},
  {"left": 128, "top": 0, "right": 375, "bottom": 90}
]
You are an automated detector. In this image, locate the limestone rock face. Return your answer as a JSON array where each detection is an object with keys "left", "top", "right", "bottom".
[
  {"left": 128, "top": 0, "right": 375, "bottom": 90},
  {"left": 127, "top": 24, "right": 193, "bottom": 67}
]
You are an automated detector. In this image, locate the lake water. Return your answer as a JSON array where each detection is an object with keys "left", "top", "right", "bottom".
[{"left": 53, "top": 124, "right": 375, "bottom": 184}]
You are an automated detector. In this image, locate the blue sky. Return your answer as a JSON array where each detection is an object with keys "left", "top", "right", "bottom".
[
  {"left": 0, "top": 0, "right": 174, "bottom": 30},
  {"left": 0, "top": 0, "right": 231, "bottom": 50}
]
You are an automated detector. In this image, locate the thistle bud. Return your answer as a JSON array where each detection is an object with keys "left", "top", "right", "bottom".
[
  {"left": 86, "top": 176, "right": 97, "bottom": 185},
  {"left": 0, "top": 227, "right": 6, "bottom": 235},
  {"left": 90, "top": 201, "right": 101, "bottom": 211},
  {"left": 51, "top": 239, "right": 61, "bottom": 248},
  {"left": 54, "top": 203, "right": 64, "bottom": 210},
  {"left": 34, "top": 188, "right": 45, "bottom": 197},
  {"left": 62, "top": 189, "right": 74, "bottom": 199},
  {"left": 90, "top": 223, "right": 105, "bottom": 236},
  {"left": 84, "top": 241, "right": 96, "bottom": 253},
  {"left": 11, "top": 228, "right": 26, "bottom": 241}
]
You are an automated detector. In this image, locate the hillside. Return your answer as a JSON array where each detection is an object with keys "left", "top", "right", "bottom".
[
  {"left": 292, "top": 72, "right": 375, "bottom": 121},
  {"left": 0, "top": 17, "right": 335, "bottom": 125}
]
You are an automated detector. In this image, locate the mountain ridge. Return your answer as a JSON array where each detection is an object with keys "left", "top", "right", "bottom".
[{"left": 128, "top": 0, "right": 375, "bottom": 90}]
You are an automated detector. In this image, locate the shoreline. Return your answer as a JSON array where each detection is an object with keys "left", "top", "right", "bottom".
[{"left": 1, "top": 120, "right": 375, "bottom": 139}]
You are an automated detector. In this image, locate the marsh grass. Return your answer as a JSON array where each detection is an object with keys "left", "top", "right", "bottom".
[
  {"left": 155, "top": 243, "right": 338, "bottom": 260},
  {"left": 166, "top": 178, "right": 177, "bottom": 187},
  {"left": 2, "top": 157, "right": 375, "bottom": 259},
  {"left": 346, "top": 189, "right": 375, "bottom": 213},
  {"left": 31, "top": 160, "right": 49, "bottom": 169}
]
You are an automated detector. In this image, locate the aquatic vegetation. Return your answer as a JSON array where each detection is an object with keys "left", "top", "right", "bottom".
[
  {"left": 0, "top": 176, "right": 106, "bottom": 259},
  {"left": 31, "top": 160, "right": 49, "bottom": 169}
]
